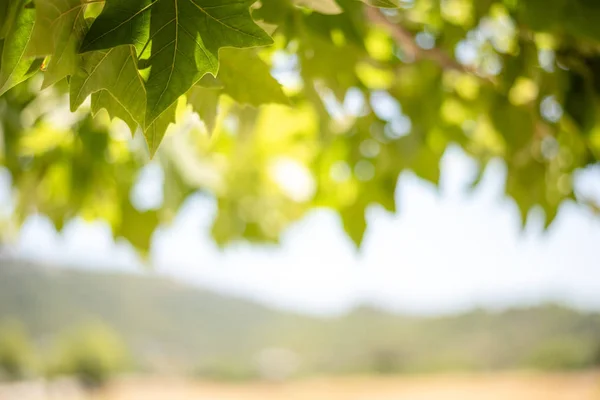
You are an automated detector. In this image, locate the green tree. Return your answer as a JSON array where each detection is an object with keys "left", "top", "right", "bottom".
[
  {"left": 0, "top": 0, "right": 599, "bottom": 251},
  {"left": 48, "top": 322, "right": 129, "bottom": 389},
  {"left": 0, "top": 320, "right": 35, "bottom": 381},
  {"left": 525, "top": 338, "right": 594, "bottom": 371}
]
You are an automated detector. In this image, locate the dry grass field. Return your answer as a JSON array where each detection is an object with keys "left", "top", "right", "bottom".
[
  {"left": 2, "top": 372, "right": 599, "bottom": 400},
  {"left": 100, "top": 372, "right": 600, "bottom": 400}
]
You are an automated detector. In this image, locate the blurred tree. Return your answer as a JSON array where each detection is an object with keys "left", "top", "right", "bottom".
[
  {"left": 0, "top": 0, "right": 599, "bottom": 252},
  {"left": 593, "top": 341, "right": 600, "bottom": 367},
  {"left": 0, "top": 320, "right": 35, "bottom": 381},
  {"left": 48, "top": 322, "right": 129, "bottom": 389},
  {"left": 525, "top": 338, "right": 594, "bottom": 370},
  {"left": 370, "top": 348, "right": 402, "bottom": 374}
]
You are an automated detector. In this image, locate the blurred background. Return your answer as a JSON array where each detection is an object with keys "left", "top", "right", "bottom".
[
  {"left": 1, "top": 0, "right": 600, "bottom": 398},
  {"left": 1, "top": 148, "right": 599, "bottom": 399}
]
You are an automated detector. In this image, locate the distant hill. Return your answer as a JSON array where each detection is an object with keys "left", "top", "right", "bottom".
[{"left": 0, "top": 259, "right": 599, "bottom": 378}]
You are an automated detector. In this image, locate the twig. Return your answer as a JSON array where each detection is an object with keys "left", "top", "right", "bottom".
[{"left": 365, "top": 7, "right": 471, "bottom": 73}]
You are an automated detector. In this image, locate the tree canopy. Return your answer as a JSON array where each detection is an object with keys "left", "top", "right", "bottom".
[{"left": 0, "top": 0, "right": 599, "bottom": 253}]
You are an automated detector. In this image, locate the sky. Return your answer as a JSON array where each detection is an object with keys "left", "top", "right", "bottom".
[{"left": 3, "top": 146, "right": 600, "bottom": 316}]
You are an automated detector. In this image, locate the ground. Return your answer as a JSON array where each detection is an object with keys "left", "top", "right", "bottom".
[
  {"left": 102, "top": 371, "right": 600, "bottom": 400},
  {"left": 1, "top": 371, "right": 599, "bottom": 400}
]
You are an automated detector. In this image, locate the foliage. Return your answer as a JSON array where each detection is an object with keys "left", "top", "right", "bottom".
[
  {"left": 47, "top": 321, "right": 129, "bottom": 389},
  {"left": 0, "top": 320, "right": 35, "bottom": 381},
  {"left": 525, "top": 338, "right": 598, "bottom": 370},
  {"left": 1, "top": 0, "right": 600, "bottom": 250}
]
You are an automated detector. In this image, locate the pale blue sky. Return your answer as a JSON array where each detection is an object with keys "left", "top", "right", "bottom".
[{"left": 5, "top": 147, "right": 600, "bottom": 316}]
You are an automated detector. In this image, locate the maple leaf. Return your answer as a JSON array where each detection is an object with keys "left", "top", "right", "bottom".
[
  {"left": 360, "top": 0, "right": 398, "bottom": 7},
  {"left": 0, "top": 2, "right": 43, "bottom": 95},
  {"left": 81, "top": 0, "right": 273, "bottom": 126},
  {"left": 294, "top": 0, "right": 342, "bottom": 14},
  {"left": 91, "top": 90, "right": 140, "bottom": 134},
  {"left": 70, "top": 45, "right": 145, "bottom": 128},
  {"left": 214, "top": 48, "right": 288, "bottom": 107},
  {"left": 28, "top": 0, "right": 91, "bottom": 87},
  {"left": 187, "top": 85, "right": 220, "bottom": 134}
]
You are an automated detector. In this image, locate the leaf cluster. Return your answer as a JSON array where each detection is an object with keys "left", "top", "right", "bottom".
[{"left": 0, "top": 0, "right": 599, "bottom": 250}]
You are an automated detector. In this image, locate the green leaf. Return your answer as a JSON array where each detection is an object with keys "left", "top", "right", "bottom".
[
  {"left": 341, "top": 204, "right": 367, "bottom": 248},
  {"left": 0, "top": 4, "right": 42, "bottom": 95},
  {"left": 70, "top": 46, "right": 145, "bottom": 128},
  {"left": 81, "top": 0, "right": 273, "bottom": 126},
  {"left": 0, "top": 4, "right": 10, "bottom": 38},
  {"left": 0, "top": 1, "right": 22, "bottom": 39},
  {"left": 187, "top": 85, "right": 219, "bottom": 133},
  {"left": 143, "top": 101, "right": 177, "bottom": 156},
  {"left": 217, "top": 48, "right": 288, "bottom": 107},
  {"left": 564, "top": 71, "right": 596, "bottom": 134},
  {"left": 252, "top": 0, "right": 294, "bottom": 25},
  {"left": 79, "top": 0, "right": 155, "bottom": 54},
  {"left": 410, "top": 145, "right": 441, "bottom": 185},
  {"left": 91, "top": 90, "right": 139, "bottom": 133},
  {"left": 519, "top": 0, "right": 600, "bottom": 42},
  {"left": 360, "top": 0, "right": 398, "bottom": 8},
  {"left": 295, "top": 0, "right": 342, "bottom": 14},
  {"left": 490, "top": 98, "right": 534, "bottom": 154},
  {"left": 115, "top": 200, "right": 159, "bottom": 252},
  {"left": 28, "top": 0, "right": 90, "bottom": 88}
]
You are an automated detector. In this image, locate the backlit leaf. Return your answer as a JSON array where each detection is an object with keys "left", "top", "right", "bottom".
[
  {"left": 143, "top": 101, "right": 177, "bottom": 156},
  {"left": 187, "top": 85, "right": 220, "bottom": 133},
  {"left": 360, "top": 0, "right": 398, "bottom": 8},
  {"left": 217, "top": 48, "right": 288, "bottom": 107},
  {"left": 28, "top": 0, "right": 90, "bottom": 87},
  {"left": 0, "top": 3, "right": 42, "bottom": 95},
  {"left": 91, "top": 90, "right": 140, "bottom": 133},
  {"left": 295, "top": 0, "right": 342, "bottom": 14},
  {"left": 81, "top": 0, "right": 273, "bottom": 126},
  {"left": 70, "top": 45, "right": 145, "bottom": 128}
]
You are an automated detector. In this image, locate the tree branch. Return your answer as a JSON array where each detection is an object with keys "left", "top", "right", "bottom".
[{"left": 365, "top": 7, "right": 470, "bottom": 73}]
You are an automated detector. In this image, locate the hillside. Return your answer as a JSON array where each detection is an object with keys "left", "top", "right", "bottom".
[{"left": 0, "top": 259, "right": 599, "bottom": 377}]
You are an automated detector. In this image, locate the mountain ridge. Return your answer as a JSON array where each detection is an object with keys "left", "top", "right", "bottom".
[{"left": 1, "top": 258, "right": 599, "bottom": 376}]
